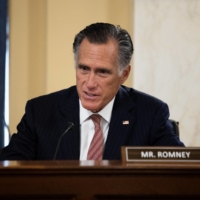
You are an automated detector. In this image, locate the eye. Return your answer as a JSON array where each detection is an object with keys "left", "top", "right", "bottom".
[
  {"left": 98, "top": 68, "right": 111, "bottom": 76},
  {"left": 99, "top": 69, "right": 107, "bottom": 74},
  {"left": 78, "top": 65, "right": 90, "bottom": 72}
]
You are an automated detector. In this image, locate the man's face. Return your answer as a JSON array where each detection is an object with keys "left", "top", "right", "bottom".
[{"left": 76, "top": 38, "right": 130, "bottom": 113}]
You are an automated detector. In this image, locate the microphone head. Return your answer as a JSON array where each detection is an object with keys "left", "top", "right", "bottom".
[{"left": 67, "top": 122, "right": 74, "bottom": 129}]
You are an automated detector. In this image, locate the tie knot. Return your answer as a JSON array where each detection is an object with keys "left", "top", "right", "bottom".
[{"left": 90, "top": 114, "right": 101, "bottom": 128}]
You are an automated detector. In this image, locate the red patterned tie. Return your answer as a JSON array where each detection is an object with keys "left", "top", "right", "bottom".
[{"left": 87, "top": 114, "right": 103, "bottom": 160}]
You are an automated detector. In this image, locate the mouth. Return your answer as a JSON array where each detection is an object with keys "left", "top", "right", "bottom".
[
  {"left": 83, "top": 91, "right": 99, "bottom": 100},
  {"left": 85, "top": 91, "right": 97, "bottom": 96}
]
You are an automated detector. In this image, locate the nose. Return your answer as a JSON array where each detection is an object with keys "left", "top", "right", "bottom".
[{"left": 86, "top": 72, "right": 97, "bottom": 89}]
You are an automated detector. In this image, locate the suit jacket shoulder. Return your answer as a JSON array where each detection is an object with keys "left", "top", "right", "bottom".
[
  {"left": 0, "top": 86, "right": 80, "bottom": 160},
  {"left": 104, "top": 85, "right": 184, "bottom": 160}
]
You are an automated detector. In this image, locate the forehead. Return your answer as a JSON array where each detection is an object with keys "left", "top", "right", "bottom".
[{"left": 78, "top": 38, "right": 118, "bottom": 62}]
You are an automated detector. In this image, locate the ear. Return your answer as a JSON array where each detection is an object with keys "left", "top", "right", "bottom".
[{"left": 121, "top": 65, "right": 131, "bottom": 84}]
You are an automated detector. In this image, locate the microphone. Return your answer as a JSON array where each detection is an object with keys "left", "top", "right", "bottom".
[{"left": 53, "top": 122, "right": 74, "bottom": 160}]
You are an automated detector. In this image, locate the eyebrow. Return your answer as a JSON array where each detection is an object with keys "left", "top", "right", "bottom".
[
  {"left": 77, "top": 64, "right": 89, "bottom": 69},
  {"left": 97, "top": 68, "right": 112, "bottom": 74},
  {"left": 78, "top": 64, "right": 112, "bottom": 74}
]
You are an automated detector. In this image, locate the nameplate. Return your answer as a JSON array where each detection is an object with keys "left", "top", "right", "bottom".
[{"left": 121, "top": 147, "right": 200, "bottom": 162}]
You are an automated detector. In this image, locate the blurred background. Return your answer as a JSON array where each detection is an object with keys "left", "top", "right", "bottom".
[{"left": 0, "top": 0, "right": 200, "bottom": 147}]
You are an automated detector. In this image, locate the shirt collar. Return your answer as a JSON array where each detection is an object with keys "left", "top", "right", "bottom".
[{"left": 79, "top": 97, "right": 115, "bottom": 125}]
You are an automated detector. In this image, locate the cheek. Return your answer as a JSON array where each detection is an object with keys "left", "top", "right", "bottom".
[
  {"left": 76, "top": 73, "right": 84, "bottom": 84},
  {"left": 107, "top": 77, "right": 122, "bottom": 89},
  {"left": 101, "top": 79, "right": 121, "bottom": 96},
  {"left": 76, "top": 76, "right": 83, "bottom": 93}
]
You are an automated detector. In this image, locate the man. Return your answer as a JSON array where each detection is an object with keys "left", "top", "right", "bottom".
[{"left": 0, "top": 23, "right": 184, "bottom": 161}]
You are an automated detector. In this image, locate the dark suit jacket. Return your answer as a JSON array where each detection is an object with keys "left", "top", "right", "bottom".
[{"left": 0, "top": 85, "right": 184, "bottom": 160}]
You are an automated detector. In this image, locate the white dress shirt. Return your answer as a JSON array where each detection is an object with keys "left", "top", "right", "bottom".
[{"left": 79, "top": 98, "right": 115, "bottom": 160}]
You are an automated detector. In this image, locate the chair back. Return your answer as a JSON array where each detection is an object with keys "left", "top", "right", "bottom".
[{"left": 169, "top": 119, "right": 180, "bottom": 138}]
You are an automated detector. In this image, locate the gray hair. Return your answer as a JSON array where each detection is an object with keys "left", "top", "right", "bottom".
[{"left": 73, "top": 23, "right": 134, "bottom": 75}]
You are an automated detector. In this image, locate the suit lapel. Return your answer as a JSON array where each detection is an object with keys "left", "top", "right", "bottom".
[
  {"left": 103, "top": 86, "right": 136, "bottom": 160},
  {"left": 56, "top": 88, "right": 80, "bottom": 160}
]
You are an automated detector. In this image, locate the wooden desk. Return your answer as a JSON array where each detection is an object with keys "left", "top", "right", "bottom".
[{"left": 0, "top": 160, "right": 200, "bottom": 199}]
